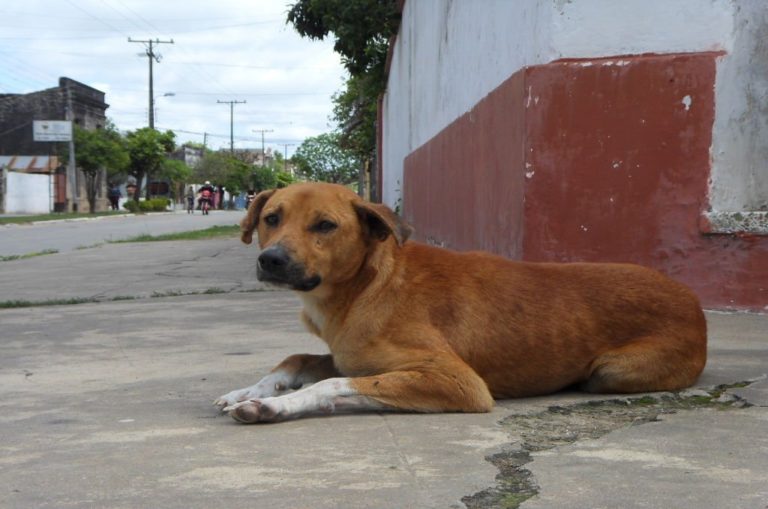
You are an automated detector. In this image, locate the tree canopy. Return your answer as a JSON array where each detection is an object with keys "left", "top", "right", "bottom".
[
  {"left": 287, "top": 0, "right": 400, "bottom": 79},
  {"left": 195, "top": 151, "right": 296, "bottom": 194},
  {"left": 292, "top": 132, "right": 359, "bottom": 185},
  {"left": 287, "top": 0, "right": 400, "bottom": 198},
  {"left": 125, "top": 128, "right": 176, "bottom": 201}
]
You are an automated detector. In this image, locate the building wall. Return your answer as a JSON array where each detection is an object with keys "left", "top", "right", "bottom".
[
  {"left": 5, "top": 171, "right": 52, "bottom": 214},
  {"left": 0, "top": 77, "right": 107, "bottom": 155},
  {"left": 382, "top": 0, "right": 743, "bottom": 208},
  {"left": 383, "top": 1, "right": 768, "bottom": 311},
  {"left": 0, "top": 77, "right": 109, "bottom": 212},
  {"left": 708, "top": 1, "right": 768, "bottom": 212}
]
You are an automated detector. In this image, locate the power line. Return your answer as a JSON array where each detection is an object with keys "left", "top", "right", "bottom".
[
  {"left": 160, "top": 127, "right": 306, "bottom": 143},
  {"left": 108, "top": 1, "right": 238, "bottom": 99}
]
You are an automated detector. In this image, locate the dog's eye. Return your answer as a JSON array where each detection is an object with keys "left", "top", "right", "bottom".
[
  {"left": 264, "top": 213, "right": 279, "bottom": 227},
  {"left": 312, "top": 220, "right": 337, "bottom": 233}
]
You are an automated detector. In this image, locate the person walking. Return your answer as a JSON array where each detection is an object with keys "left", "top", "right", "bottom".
[
  {"left": 186, "top": 186, "right": 195, "bottom": 214},
  {"left": 107, "top": 184, "right": 121, "bottom": 211}
]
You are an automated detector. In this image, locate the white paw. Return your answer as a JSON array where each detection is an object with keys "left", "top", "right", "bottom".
[
  {"left": 213, "top": 372, "right": 295, "bottom": 411},
  {"left": 224, "top": 398, "right": 282, "bottom": 423}
]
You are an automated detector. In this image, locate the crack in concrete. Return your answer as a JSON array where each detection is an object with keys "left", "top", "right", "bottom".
[{"left": 462, "top": 380, "right": 756, "bottom": 509}]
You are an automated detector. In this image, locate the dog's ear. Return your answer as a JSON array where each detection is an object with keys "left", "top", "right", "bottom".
[
  {"left": 240, "top": 189, "right": 276, "bottom": 245},
  {"left": 353, "top": 200, "right": 413, "bottom": 246}
]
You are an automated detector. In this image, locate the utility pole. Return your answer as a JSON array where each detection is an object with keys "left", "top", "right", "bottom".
[
  {"left": 252, "top": 129, "right": 273, "bottom": 166},
  {"left": 128, "top": 37, "right": 174, "bottom": 130},
  {"left": 218, "top": 100, "right": 246, "bottom": 154},
  {"left": 281, "top": 143, "right": 295, "bottom": 173}
]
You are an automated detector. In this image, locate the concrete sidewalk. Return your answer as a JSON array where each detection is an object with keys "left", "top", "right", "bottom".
[{"left": 1, "top": 239, "right": 766, "bottom": 508}]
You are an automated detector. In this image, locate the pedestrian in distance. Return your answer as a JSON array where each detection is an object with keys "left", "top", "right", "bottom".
[
  {"left": 186, "top": 186, "right": 196, "bottom": 214},
  {"left": 107, "top": 184, "right": 121, "bottom": 211}
]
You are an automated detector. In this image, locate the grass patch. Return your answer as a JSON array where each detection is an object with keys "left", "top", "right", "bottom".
[
  {"left": 151, "top": 288, "right": 227, "bottom": 298},
  {"left": 0, "top": 297, "right": 98, "bottom": 308},
  {"left": 0, "top": 212, "right": 121, "bottom": 225},
  {"left": 111, "top": 225, "right": 239, "bottom": 243},
  {"left": 76, "top": 243, "right": 104, "bottom": 250},
  {"left": 0, "top": 249, "right": 59, "bottom": 262},
  {"left": 0, "top": 287, "right": 243, "bottom": 309},
  {"left": 110, "top": 295, "right": 137, "bottom": 301}
]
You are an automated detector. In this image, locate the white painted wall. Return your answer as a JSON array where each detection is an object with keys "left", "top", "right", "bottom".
[
  {"left": 709, "top": 1, "right": 768, "bottom": 211},
  {"left": 6, "top": 171, "right": 52, "bottom": 214},
  {"left": 383, "top": 0, "right": 553, "bottom": 207},
  {"left": 382, "top": 0, "right": 765, "bottom": 215}
]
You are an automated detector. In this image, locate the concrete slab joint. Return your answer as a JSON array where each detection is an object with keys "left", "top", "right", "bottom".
[{"left": 464, "top": 377, "right": 767, "bottom": 509}]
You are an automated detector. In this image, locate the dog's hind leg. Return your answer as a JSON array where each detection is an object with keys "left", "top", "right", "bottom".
[
  {"left": 351, "top": 364, "right": 495, "bottom": 413},
  {"left": 214, "top": 353, "right": 339, "bottom": 410},
  {"left": 581, "top": 336, "right": 706, "bottom": 394}
]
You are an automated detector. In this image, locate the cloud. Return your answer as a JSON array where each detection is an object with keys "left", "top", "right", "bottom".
[{"left": 0, "top": 0, "right": 346, "bottom": 155}]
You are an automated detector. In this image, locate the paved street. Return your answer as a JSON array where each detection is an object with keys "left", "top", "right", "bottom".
[
  {"left": 0, "top": 218, "right": 767, "bottom": 508},
  {"left": 0, "top": 210, "right": 242, "bottom": 257}
]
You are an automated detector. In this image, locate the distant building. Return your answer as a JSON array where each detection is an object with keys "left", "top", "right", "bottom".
[
  {"left": 0, "top": 77, "right": 108, "bottom": 155},
  {"left": 172, "top": 144, "right": 204, "bottom": 169},
  {"left": 0, "top": 77, "right": 109, "bottom": 212},
  {"left": 221, "top": 147, "right": 274, "bottom": 167}
]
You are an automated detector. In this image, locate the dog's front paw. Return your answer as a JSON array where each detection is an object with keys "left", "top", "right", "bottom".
[
  {"left": 214, "top": 373, "right": 297, "bottom": 411},
  {"left": 214, "top": 384, "right": 277, "bottom": 411},
  {"left": 224, "top": 399, "right": 280, "bottom": 424},
  {"left": 213, "top": 388, "right": 252, "bottom": 411}
]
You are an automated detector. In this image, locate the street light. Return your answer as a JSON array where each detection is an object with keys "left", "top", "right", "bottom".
[{"left": 153, "top": 92, "right": 175, "bottom": 125}]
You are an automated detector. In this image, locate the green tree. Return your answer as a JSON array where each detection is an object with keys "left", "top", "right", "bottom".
[
  {"left": 220, "top": 158, "right": 252, "bottom": 196},
  {"left": 287, "top": 0, "right": 400, "bottom": 78},
  {"left": 292, "top": 132, "right": 359, "bottom": 184},
  {"left": 125, "top": 128, "right": 176, "bottom": 201},
  {"left": 251, "top": 165, "right": 278, "bottom": 192},
  {"left": 275, "top": 170, "right": 296, "bottom": 188},
  {"left": 73, "top": 122, "right": 129, "bottom": 213},
  {"left": 194, "top": 151, "right": 230, "bottom": 185},
  {"left": 332, "top": 73, "right": 378, "bottom": 160},
  {"left": 157, "top": 158, "right": 193, "bottom": 200},
  {"left": 196, "top": 152, "right": 297, "bottom": 197}
]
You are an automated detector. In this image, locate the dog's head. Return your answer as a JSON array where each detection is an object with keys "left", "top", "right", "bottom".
[{"left": 240, "top": 182, "right": 412, "bottom": 292}]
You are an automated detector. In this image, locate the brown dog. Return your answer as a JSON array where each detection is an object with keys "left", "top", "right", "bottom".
[{"left": 214, "top": 182, "right": 707, "bottom": 423}]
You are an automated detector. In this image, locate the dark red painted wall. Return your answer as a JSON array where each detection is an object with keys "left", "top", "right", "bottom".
[
  {"left": 402, "top": 52, "right": 768, "bottom": 311},
  {"left": 404, "top": 71, "right": 526, "bottom": 259}
]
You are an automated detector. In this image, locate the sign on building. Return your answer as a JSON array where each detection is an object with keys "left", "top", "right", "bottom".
[{"left": 33, "top": 120, "right": 73, "bottom": 142}]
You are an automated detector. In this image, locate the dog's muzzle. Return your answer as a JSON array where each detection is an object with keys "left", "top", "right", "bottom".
[{"left": 257, "top": 245, "right": 321, "bottom": 292}]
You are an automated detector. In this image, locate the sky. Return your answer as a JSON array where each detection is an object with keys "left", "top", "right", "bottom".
[{"left": 0, "top": 0, "right": 347, "bottom": 158}]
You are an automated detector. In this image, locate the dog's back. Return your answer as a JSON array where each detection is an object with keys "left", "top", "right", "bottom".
[{"left": 373, "top": 243, "right": 707, "bottom": 398}]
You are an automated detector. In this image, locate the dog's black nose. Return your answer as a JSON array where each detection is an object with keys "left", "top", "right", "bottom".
[{"left": 258, "top": 246, "right": 290, "bottom": 272}]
